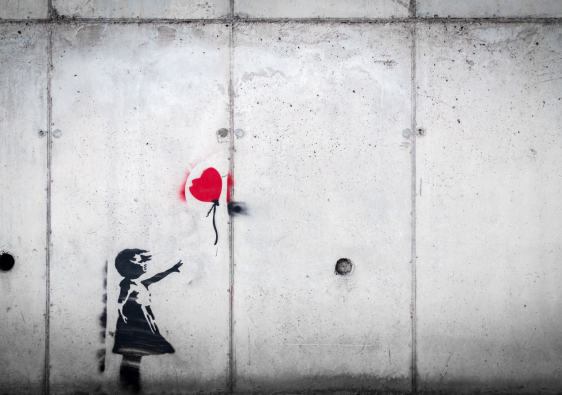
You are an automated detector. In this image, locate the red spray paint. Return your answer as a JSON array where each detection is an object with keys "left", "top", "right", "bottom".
[
  {"left": 189, "top": 168, "right": 222, "bottom": 245},
  {"left": 227, "top": 173, "right": 233, "bottom": 203},
  {"left": 178, "top": 171, "right": 190, "bottom": 202},
  {"left": 189, "top": 168, "right": 222, "bottom": 203}
]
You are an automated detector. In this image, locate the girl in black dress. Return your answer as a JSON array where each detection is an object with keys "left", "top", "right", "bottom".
[{"left": 113, "top": 249, "right": 183, "bottom": 393}]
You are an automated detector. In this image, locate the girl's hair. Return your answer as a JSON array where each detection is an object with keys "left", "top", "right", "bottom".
[{"left": 115, "top": 249, "right": 150, "bottom": 279}]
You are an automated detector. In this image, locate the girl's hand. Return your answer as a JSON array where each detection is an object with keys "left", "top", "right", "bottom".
[
  {"left": 172, "top": 260, "right": 183, "bottom": 272},
  {"left": 118, "top": 306, "right": 127, "bottom": 323}
]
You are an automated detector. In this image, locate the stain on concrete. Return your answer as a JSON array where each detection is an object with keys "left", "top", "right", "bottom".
[
  {"left": 77, "top": 25, "right": 104, "bottom": 47},
  {"left": 241, "top": 68, "right": 287, "bottom": 83},
  {"left": 235, "top": 373, "right": 410, "bottom": 394},
  {"left": 389, "top": 0, "right": 409, "bottom": 9},
  {"left": 194, "top": 28, "right": 205, "bottom": 39},
  {"left": 157, "top": 26, "right": 176, "bottom": 46},
  {"left": 374, "top": 60, "right": 398, "bottom": 68}
]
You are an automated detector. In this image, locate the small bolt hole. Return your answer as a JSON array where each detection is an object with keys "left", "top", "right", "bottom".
[
  {"left": 217, "top": 128, "right": 229, "bottom": 138},
  {"left": 0, "top": 253, "right": 15, "bottom": 272},
  {"left": 335, "top": 258, "right": 353, "bottom": 276}
]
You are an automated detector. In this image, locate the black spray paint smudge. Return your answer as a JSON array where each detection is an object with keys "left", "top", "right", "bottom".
[
  {"left": 97, "top": 260, "right": 108, "bottom": 373},
  {"left": 227, "top": 201, "right": 248, "bottom": 216}
]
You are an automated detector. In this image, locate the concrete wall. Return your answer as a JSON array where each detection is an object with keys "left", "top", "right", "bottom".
[
  {"left": 1, "top": 1, "right": 561, "bottom": 394},
  {"left": 0, "top": 24, "right": 48, "bottom": 394}
]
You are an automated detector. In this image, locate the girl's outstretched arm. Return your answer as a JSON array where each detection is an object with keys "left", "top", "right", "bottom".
[{"left": 142, "top": 260, "right": 183, "bottom": 287}]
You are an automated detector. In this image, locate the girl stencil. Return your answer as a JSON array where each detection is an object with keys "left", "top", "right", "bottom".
[{"left": 113, "top": 249, "right": 183, "bottom": 393}]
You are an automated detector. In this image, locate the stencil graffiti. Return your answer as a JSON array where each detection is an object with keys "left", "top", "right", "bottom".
[
  {"left": 189, "top": 167, "right": 222, "bottom": 245},
  {"left": 113, "top": 249, "right": 183, "bottom": 393}
]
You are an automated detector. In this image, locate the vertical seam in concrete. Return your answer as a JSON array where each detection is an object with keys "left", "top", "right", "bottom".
[
  {"left": 44, "top": 24, "right": 53, "bottom": 395},
  {"left": 410, "top": 19, "right": 418, "bottom": 395},
  {"left": 228, "top": 2, "right": 236, "bottom": 393}
]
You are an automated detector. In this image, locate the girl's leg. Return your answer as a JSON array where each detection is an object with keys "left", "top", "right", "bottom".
[{"left": 120, "top": 354, "right": 142, "bottom": 393}]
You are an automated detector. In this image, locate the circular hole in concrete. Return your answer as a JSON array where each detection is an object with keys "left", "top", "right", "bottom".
[
  {"left": 335, "top": 258, "right": 353, "bottom": 276},
  {"left": 0, "top": 252, "right": 15, "bottom": 272},
  {"left": 218, "top": 128, "right": 229, "bottom": 138}
]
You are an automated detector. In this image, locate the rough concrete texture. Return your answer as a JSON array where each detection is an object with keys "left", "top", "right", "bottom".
[
  {"left": 416, "top": 23, "right": 562, "bottom": 393},
  {"left": 232, "top": 23, "right": 413, "bottom": 392},
  {"left": 235, "top": 0, "right": 410, "bottom": 19},
  {"left": 49, "top": 23, "right": 231, "bottom": 393},
  {"left": 0, "top": 0, "right": 47, "bottom": 19},
  {"left": 0, "top": 24, "right": 48, "bottom": 394},
  {"left": 2, "top": 1, "right": 562, "bottom": 394},
  {"left": 417, "top": 0, "right": 562, "bottom": 18},
  {"left": 52, "top": 0, "right": 230, "bottom": 19}
]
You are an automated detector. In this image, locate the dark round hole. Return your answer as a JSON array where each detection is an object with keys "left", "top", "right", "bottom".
[
  {"left": 335, "top": 258, "right": 353, "bottom": 276},
  {"left": 0, "top": 253, "right": 15, "bottom": 272},
  {"left": 218, "top": 128, "right": 229, "bottom": 138}
]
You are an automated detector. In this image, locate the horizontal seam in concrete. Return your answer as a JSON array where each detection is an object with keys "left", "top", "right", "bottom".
[
  {"left": 1, "top": 17, "right": 562, "bottom": 24},
  {"left": 227, "top": 16, "right": 562, "bottom": 23},
  {"left": 0, "top": 18, "right": 233, "bottom": 24}
]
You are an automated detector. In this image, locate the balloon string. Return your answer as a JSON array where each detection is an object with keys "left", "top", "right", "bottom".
[
  {"left": 212, "top": 204, "right": 218, "bottom": 245},
  {"left": 206, "top": 200, "right": 219, "bottom": 245}
]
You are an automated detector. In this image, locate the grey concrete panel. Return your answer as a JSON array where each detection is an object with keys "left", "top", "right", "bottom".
[
  {"left": 0, "top": 0, "right": 47, "bottom": 19},
  {"left": 232, "top": 23, "right": 413, "bottom": 392},
  {"left": 417, "top": 23, "right": 562, "bottom": 392},
  {"left": 235, "top": 0, "right": 410, "bottom": 19},
  {"left": 52, "top": 0, "right": 230, "bottom": 19},
  {"left": 417, "top": 0, "right": 562, "bottom": 18},
  {"left": 0, "top": 24, "right": 48, "bottom": 394},
  {"left": 50, "top": 23, "right": 230, "bottom": 393}
]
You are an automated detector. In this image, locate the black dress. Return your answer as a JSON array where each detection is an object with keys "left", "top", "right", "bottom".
[{"left": 113, "top": 279, "right": 175, "bottom": 356}]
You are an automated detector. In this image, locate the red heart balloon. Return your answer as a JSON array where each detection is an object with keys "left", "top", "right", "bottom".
[{"left": 189, "top": 167, "right": 222, "bottom": 203}]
